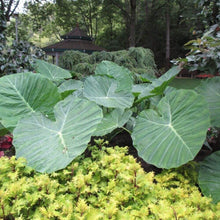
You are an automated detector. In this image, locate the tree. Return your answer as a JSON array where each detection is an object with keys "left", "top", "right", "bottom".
[
  {"left": 6, "top": 0, "right": 209, "bottom": 68},
  {"left": 0, "top": 0, "right": 20, "bottom": 21},
  {"left": 165, "top": 0, "right": 171, "bottom": 69},
  {"left": 0, "top": 0, "right": 19, "bottom": 39},
  {"left": 6, "top": 0, "right": 61, "bottom": 46},
  {"left": 196, "top": 0, "right": 219, "bottom": 28},
  {"left": 104, "top": 0, "right": 137, "bottom": 47},
  {"left": 55, "top": 0, "right": 103, "bottom": 38}
]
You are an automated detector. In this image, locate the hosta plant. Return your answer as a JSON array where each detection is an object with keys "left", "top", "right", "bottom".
[{"left": 0, "top": 59, "right": 219, "bottom": 202}]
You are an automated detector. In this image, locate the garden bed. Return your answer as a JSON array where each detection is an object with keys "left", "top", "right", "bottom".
[{"left": 1, "top": 141, "right": 220, "bottom": 219}]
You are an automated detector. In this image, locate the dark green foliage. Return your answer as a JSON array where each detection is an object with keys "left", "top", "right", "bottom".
[
  {"left": 0, "top": 40, "right": 46, "bottom": 76},
  {"left": 59, "top": 47, "right": 157, "bottom": 78},
  {"left": 58, "top": 50, "right": 90, "bottom": 70},
  {"left": 72, "top": 63, "right": 97, "bottom": 78},
  {"left": 0, "top": 140, "right": 219, "bottom": 219},
  {"left": 0, "top": 5, "right": 46, "bottom": 77},
  {"left": 174, "top": 25, "right": 220, "bottom": 75}
]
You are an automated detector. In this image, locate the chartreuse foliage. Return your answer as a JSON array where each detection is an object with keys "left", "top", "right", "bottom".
[{"left": 0, "top": 142, "right": 220, "bottom": 219}]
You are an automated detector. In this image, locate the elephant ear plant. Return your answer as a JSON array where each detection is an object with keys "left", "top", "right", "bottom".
[
  {"left": 196, "top": 77, "right": 220, "bottom": 203},
  {"left": 0, "top": 59, "right": 219, "bottom": 203}
]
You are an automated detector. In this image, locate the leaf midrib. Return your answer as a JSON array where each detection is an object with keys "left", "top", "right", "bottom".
[
  {"left": 146, "top": 118, "right": 194, "bottom": 158},
  {"left": 7, "top": 78, "right": 35, "bottom": 113},
  {"left": 41, "top": 61, "right": 55, "bottom": 80}
]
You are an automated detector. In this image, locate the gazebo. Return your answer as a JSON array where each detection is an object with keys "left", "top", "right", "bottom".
[{"left": 42, "top": 26, "right": 105, "bottom": 65}]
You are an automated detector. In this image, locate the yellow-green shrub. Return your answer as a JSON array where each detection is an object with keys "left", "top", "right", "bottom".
[{"left": 0, "top": 140, "right": 219, "bottom": 219}]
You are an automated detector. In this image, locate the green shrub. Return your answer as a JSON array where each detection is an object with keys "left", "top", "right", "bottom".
[
  {"left": 0, "top": 140, "right": 219, "bottom": 219},
  {"left": 71, "top": 62, "right": 97, "bottom": 78},
  {"left": 58, "top": 51, "right": 90, "bottom": 70},
  {"left": 173, "top": 25, "right": 220, "bottom": 75},
  {"left": 58, "top": 47, "right": 157, "bottom": 78},
  {"left": 0, "top": 40, "right": 45, "bottom": 76}
]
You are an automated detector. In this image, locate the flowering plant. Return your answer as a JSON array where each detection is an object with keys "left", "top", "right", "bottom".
[
  {"left": 207, "top": 127, "right": 219, "bottom": 143},
  {"left": 0, "top": 135, "right": 13, "bottom": 158}
]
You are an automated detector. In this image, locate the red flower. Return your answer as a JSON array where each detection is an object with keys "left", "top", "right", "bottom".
[{"left": 0, "top": 135, "right": 13, "bottom": 149}]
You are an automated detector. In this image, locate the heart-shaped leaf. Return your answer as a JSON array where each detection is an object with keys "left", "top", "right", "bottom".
[
  {"left": 13, "top": 96, "right": 103, "bottom": 173},
  {"left": 95, "top": 61, "right": 133, "bottom": 92},
  {"left": 138, "top": 66, "right": 181, "bottom": 100},
  {"left": 198, "top": 151, "right": 220, "bottom": 203},
  {"left": 132, "top": 84, "right": 149, "bottom": 96},
  {"left": 196, "top": 77, "right": 220, "bottom": 127},
  {"left": 132, "top": 89, "right": 210, "bottom": 168},
  {"left": 83, "top": 75, "right": 134, "bottom": 109},
  {"left": 94, "top": 108, "right": 132, "bottom": 136},
  {"left": 33, "top": 59, "right": 71, "bottom": 82},
  {"left": 58, "top": 79, "right": 83, "bottom": 93},
  {"left": 0, "top": 122, "right": 9, "bottom": 136},
  {"left": 0, "top": 73, "right": 61, "bottom": 131},
  {"left": 58, "top": 79, "right": 83, "bottom": 99}
]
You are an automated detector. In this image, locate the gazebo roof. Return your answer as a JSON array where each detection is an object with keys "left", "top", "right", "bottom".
[
  {"left": 61, "top": 26, "right": 92, "bottom": 41},
  {"left": 43, "top": 39, "right": 105, "bottom": 53},
  {"left": 43, "top": 26, "right": 105, "bottom": 54}
]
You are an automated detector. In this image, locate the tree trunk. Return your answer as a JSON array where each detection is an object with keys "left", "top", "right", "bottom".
[
  {"left": 165, "top": 4, "right": 170, "bottom": 69},
  {"left": 129, "top": 0, "right": 136, "bottom": 47},
  {"left": 212, "top": 0, "right": 219, "bottom": 25}
]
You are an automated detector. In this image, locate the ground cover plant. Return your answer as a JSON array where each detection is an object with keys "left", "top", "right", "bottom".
[
  {"left": 0, "top": 59, "right": 219, "bottom": 204},
  {"left": 1, "top": 140, "right": 220, "bottom": 219}
]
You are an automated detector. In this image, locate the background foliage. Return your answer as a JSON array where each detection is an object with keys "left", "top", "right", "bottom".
[
  {"left": 59, "top": 47, "right": 157, "bottom": 79},
  {"left": 4, "top": 0, "right": 219, "bottom": 68}
]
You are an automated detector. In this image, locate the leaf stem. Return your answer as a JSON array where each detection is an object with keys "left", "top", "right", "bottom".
[{"left": 121, "top": 126, "right": 131, "bottom": 135}]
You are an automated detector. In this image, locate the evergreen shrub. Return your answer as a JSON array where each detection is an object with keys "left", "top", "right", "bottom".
[
  {"left": 0, "top": 140, "right": 219, "bottom": 219},
  {"left": 0, "top": 40, "right": 45, "bottom": 76},
  {"left": 58, "top": 47, "right": 157, "bottom": 79}
]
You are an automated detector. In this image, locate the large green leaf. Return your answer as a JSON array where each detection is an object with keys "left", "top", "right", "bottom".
[
  {"left": 58, "top": 79, "right": 83, "bottom": 93},
  {"left": 132, "top": 84, "right": 149, "bottom": 97},
  {"left": 138, "top": 66, "right": 181, "bottom": 100},
  {"left": 134, "top": 73, "right": 154, "bottom": 83},
  {"left": 94, "top": 109, "right": 132, "bottom": 136},
  {"left": 33, "top": 59, "right": 71, "bottom": 82},
  {"left": 196, "top": 77, "right": 220, "bottom": 127},
  {"left": 83, "top": 75, "right": 134, "bottom": 109},
  {"left": 0, "top": 73, "right": 61, "bottom": 131},
  {"left": 0, "top": 122, "right": 8, "bottom": 136},
  {"left": 13, "top": 96, "right": 103, "bottom": 173},
  {"left": 58, "top": 79, "right": 83, "bottom": 99},
  {"left": 95, "top": 61, "right": 133, "bottom": 92},
  {"left": 198, "top": 151, "right": 220, "bottom": 203},
  {"left": 132, "top": 89, "right": 210, "bottom": 168}
]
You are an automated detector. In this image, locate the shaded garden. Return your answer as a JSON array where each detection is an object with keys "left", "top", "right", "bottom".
[{"left": 0, "top": 0, "right": 220, "bottom": 219}]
